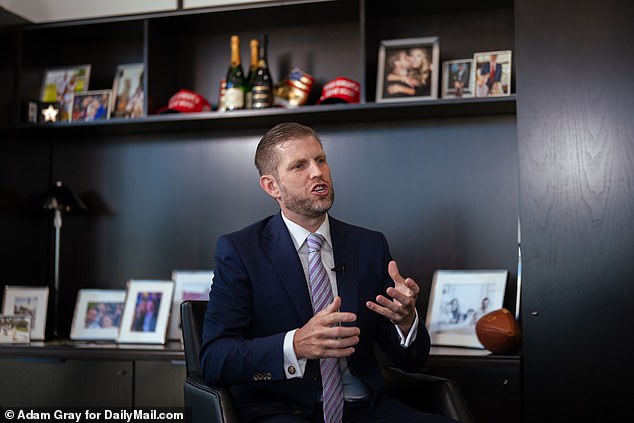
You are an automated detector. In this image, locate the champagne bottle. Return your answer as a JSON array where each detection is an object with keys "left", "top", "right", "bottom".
[
  {"left": 251, "top": 34, "right": 273, "bottom": 109},
  {"left": 224, "top": 35, "right": 245, "bottom": 111},
  {"left": 245, "top": 38, "right": 259, "bottom": 109}
]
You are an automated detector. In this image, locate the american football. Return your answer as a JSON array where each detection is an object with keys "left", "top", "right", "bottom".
[{"left": 475, "top": 308, "right": 522, "bottom": 353}]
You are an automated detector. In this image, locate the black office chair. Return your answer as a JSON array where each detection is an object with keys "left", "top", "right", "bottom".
[{"left": 181, "top": 300, "right": 475, "bottom": 423}]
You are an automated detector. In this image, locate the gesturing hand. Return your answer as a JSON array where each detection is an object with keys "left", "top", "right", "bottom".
[
  {"left": 293, "top": 296, "right": 360, "bottom": 360},
  {"left": 366, "top": 260, "right": 419, "bottom": 336}
]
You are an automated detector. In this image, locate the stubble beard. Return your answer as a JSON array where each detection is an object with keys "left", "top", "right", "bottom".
[{"left": 279, "top": 183, "right": 335, "bottom": 218}]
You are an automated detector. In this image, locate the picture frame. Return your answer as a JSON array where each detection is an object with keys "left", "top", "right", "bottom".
[
  {"left": 0, "top": 314, "right": 31, "bottom": 344},
  {"left": 376, "top": 37, "right": 440, "bottom": 103},
  {"left": 1, "top": 286, "right": 49, "bottom": 341},
  {"left": 70, "top": 90, "right": 112, "bottom": 122},
  {"left": 168, "top": 270, "right": 213, "bottom": 341},
  {"left": 473, "top": 50, "right": 512, "bottom": 97},
  {"left": 111, "top": 63, "right": 145, "bottom": 118},
  {"left": 425, "top": 270, "right": 508, "bottom": 349},
  {"left": 442, "top": 59, "right": 475, "bottom": 98},
  {"left": 40, "top": 65, "right": 91, "bottom": 122},
  {"left": 117, "top": 280, "right": 174, "bottom": 344},
  {"left": 70, "top": 289, "right": 126, "bottom": 341}
]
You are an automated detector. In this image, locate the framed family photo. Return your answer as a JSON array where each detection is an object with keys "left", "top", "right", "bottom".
[
  {"left": 376, "top": 37, "right": 440, "bottom": 103},
  {"left": 0, "top": 315, "right": 31, "bottom": 344},
  {"left": 425, "top": 270, "right": 508, "bottom": 348},
  {"left": 40, "top": 64, "right": 91, "bottom": 122},
  {"left": 117, "top": 280, "right": 174, "bottom": 344},
  {"left": 168, "top": 270, "right": 213, "bottom": 341},
  {"left": 2, "top": 286, "right": 49, "bottom": 341},
  {"left": 473, "top": 50, "right": 512, "bottom": 97},
  {"left": 111, "top": 63, "right": 145, "bottom": 118},
  {"left": 70, "top": 289, "right": 126, "bottom": 341},
  {"left": 70, "top": 90, "right": 112, "bottom": 122},
  {"left": 442, "top": 59, "right": 474, "bottom": 98}
]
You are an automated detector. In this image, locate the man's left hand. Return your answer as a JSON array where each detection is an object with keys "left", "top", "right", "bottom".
[{"left": 366, "top": 260, "right": 419, "bottom": 336}]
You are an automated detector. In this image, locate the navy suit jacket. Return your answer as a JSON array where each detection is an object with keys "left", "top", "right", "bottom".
[
  {"left": 200, "top": 213, "right": 430, "bottom": 420},
  {"left": 480, "top": 62, "right": 503, "bottom": 85}
]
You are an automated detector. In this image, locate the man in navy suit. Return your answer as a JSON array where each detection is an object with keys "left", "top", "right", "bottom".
[
  {"left": 200, "top": 123, "right": 456, "bottom": 423},
  {"left": 479, "top": 54, "right": 503, "bottom": 90}
]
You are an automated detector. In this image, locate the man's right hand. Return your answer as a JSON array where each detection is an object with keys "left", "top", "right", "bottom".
[{"left": 293, "top": 296, "right": 360, "bottom": 360}]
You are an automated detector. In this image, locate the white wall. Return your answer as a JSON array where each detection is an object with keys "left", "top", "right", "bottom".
[{"left": 0, "top": 0, "right": 177, "bottom": 23}]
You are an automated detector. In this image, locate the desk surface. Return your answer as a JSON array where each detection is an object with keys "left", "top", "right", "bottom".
[
  {"left": 0, "top": 341, "right": 519, "bottom": 366},
  {"left": 0, "top": 340, "right": 186, "bottom": 360}
]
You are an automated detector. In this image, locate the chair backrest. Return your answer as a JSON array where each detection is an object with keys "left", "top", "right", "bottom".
[{"left": 180, "top": 300, "right": 208, "bottom": 378}]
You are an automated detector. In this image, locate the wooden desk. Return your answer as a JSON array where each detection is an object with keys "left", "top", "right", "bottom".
[
  {"left": 1, "top": 342, "right": 521, "bottom": 422},
  {"left": 427, "top": 347, "right": 522, "bottom": 423},
  {"left": 0, "top": 341, "right": 185, "bottom": 408}
]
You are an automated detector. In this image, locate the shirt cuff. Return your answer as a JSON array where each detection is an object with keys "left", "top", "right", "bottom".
[
  {"left": 394, "top": 309, "right": 419, "bottom": 347},
  {"left": 283, "top": 329, "right": 307, "bottom": 379}
]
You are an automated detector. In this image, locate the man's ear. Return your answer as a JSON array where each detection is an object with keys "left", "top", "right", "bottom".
[{"left": 259, "top": 175, "right": 279, "bottom": 199}]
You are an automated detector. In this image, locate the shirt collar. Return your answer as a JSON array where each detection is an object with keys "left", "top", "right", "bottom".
[{"left": 281, "top": 212, "right": 332, "bottom": 252}]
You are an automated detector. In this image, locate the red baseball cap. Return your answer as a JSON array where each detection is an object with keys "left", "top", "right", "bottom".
[
  {"left": 318, "top": 77, "right": 361, "bottom": 104},
  {"left": 158, "top": 89, "right": 211, "bottom": 113}
]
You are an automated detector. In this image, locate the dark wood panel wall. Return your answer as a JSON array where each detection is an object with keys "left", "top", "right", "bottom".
[
  {"left": 516, "top": 0, "right": 634, "bottom": 421},
  {"left": 1, "top": 117, "right": 519, "bottom": 339}
]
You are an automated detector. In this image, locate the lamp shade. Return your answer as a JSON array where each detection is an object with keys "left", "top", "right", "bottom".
[{"left": 42, "top": 180, "right": 86, "bottom": 212}]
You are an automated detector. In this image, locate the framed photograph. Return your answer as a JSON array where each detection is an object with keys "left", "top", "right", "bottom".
[
  {"left": 376, "top": 37, "right": 440, "bottom": 103},
  {"left": 112, "top": 63, "right": 145, "bottom": 118},
  {"left": 1, "top": 286, "right": 49, "bottom": 341},
  {"left": 442, "top": 59, "right": 474, "bottom": 98},
  {"left": 117, "top": 280, "right": 174, "bottom": 344},
  {"left": 0, "top": 315, "right": 31, "bottom": 344},
  {"left": 425, "top": 270, "right": 508, "bottom": 348},
  {"left": 473, "top": 50, "right": 512, "bottom": 97},
  {"left": 168, "top": 270, "right": 213, "bottom": 340},
  {"left": 70, "top": 289, "right": 126, "bottom": 341},
  {"left": 40, "top": 65, "right": 91, "bottom": 122},
  {"left": 70, "top": 90, "right": 112, "bottom": 122}
]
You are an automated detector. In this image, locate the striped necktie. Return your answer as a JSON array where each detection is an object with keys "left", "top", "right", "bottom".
[{"left": 307, "top": 233, "right": 344, "bottom": 423}]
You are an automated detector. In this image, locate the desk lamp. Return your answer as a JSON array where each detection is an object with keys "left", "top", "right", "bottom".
[{"left": 42, "top": 180, "right": 86, "bottom": 338}]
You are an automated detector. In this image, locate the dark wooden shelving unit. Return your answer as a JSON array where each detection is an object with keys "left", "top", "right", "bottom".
[
  {"left": 0, "top": 1, "right": 525, "bottom": 422},
  {"left": 3, "top": 96, "right": 516, "bottom": 137}
]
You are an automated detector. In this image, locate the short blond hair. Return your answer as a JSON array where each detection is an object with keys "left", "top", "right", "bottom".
[{"left": 254, "top": 122, "right": 322, "bottom": 176}]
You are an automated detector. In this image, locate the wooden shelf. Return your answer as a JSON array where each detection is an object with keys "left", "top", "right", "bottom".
[{"left": 2, "top": 96, "right": 516, "bottom": 138}]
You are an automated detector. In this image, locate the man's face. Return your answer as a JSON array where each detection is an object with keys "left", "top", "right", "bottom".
[{"left": 270, "top": 135, "right": 334, "bottom": 223}]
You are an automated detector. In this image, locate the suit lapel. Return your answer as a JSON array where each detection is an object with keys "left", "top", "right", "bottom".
[
  {"left": 261, "top": 213, "right": 314, "bottom": 323},
  {"left": 330, "top": 218, "right": 359, "bottom": 319}
]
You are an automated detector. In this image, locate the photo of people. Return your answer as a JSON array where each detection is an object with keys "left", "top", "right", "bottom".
[
  {"left": 83, "top": 301, "right": 123, "bottom": 329},
  {"left": 2, "top": 286, "right": 49, "bottom": 340},
  {"left": 377, "top": 37, "right": 439, "bottom": 102},
  {"left": 112, "top": 63, "right": 145, "bottom": 118},
  {"left": 40, "top": 65, "right": 91, "bottom": 122},
  {"left": 474, "top": 50, "right": 512, "bottom": 97},
  {"left": 117, "top": 280, "right": 173, "bottom": 344},
  {"left": 70, "top": 90, "right": 111, "bottom": 122},
  {"left": 70, "top": 289, "right": 126, "bottom": 340},
  {"left": 13, "top": 296, "right": 38, "bottom": 323},
  {"left": 131, "top": 292, "right": 163, "bottom": 333},
  {"left": 425, "top": 270, "right": 507, "bottom": 348},
  {"left": 442, "top": 59, "right": 474, "bottom": 98},
  {"left": 0, "top": 315, "right": 30, "bottom": 344}
]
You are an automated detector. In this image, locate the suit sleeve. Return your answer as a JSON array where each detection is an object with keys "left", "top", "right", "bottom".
[{"left": 199, "top": 235, "right": 286, "bottom": 386}]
